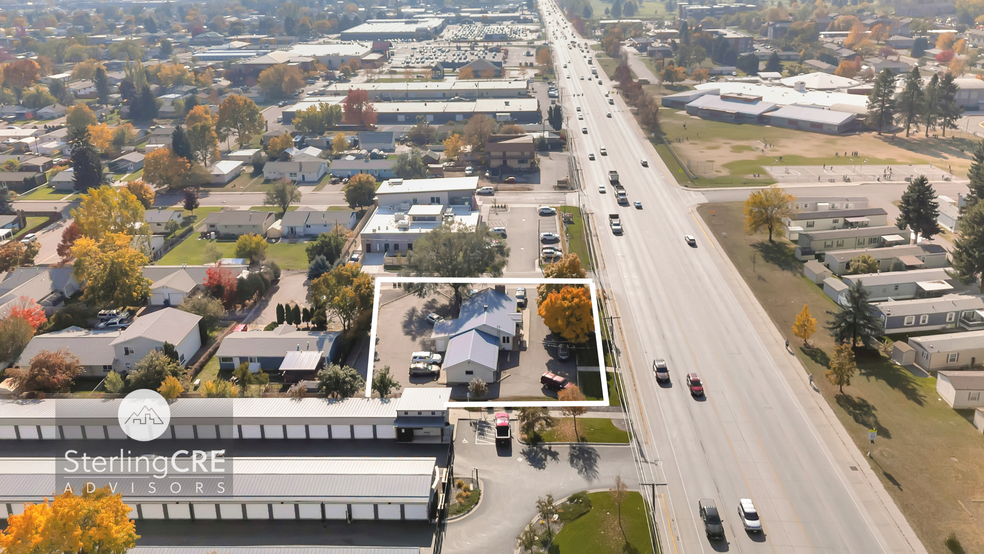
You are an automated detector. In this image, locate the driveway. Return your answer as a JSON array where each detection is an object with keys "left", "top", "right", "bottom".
[
  {"left": 373, "top": 290, "right": 456, "bottom": 392},
  {"left": 245, "top": 270, "right": 312, "bottom": 328},
  {"left": 441, "top": 419, "right": 640, "bottom": 554}
]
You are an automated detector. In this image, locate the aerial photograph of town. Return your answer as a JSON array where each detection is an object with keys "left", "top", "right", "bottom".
[{"left": 0, "top": 0, "right": 983, "bottom": 551}]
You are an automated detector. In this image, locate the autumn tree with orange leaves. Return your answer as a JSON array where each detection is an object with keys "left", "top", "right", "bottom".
[
  {"left": 0, "top": 486, "right": 138, "bottom": 554},
  {"left": 9, "top": 297, "right": 47, "bottom": 330},
  {"left": 538, "top": 285, "right": 595, "bottom": 344},
  {"left": 8, "top": 349, "right": 83, "bottom": 393},
  {"left": 342, "top": 88, "right": 378, "bottom": 127}
]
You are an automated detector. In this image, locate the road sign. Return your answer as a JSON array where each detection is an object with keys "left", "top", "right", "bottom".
[{"left": 868, "top": 429, "right": 877, "bottom": 443}]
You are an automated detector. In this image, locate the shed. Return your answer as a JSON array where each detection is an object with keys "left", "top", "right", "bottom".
[
  {"left": 891, "top": 341, "right": 915, "bottom": 366},
  {"left": 279, "top": 350, "right": 324, "bottom": 382},
  {"left": 936, "top": 371, "right": 984, "bottom": 409},
  {"left": 803, "top": 260, "right": 832, "bottom": 284}
]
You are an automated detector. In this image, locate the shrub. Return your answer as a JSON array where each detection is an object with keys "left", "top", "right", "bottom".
[
  {"left": 944, "top": 533, "right": 962, "bottom": 553},
  {"left": 557, "top": 491, "right": 593, "bottom": 522}
]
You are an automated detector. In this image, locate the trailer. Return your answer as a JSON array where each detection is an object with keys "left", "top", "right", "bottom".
[{"left": 609, "top": 213, "right": 623, "bottom": 235}]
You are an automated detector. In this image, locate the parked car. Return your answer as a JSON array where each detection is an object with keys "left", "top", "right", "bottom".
[
  {"left": 477, "top": 186, "right": 495, "bottom": 195},
  {"left": 684, "top": 235, "right": 697, "bottom": 246},
  {"left": 503, "top": 176, "right": 516, "bottom": 183},
  {"left": 540, "top": 232, "right": 560, "bottom": 243},
  {"left": 19, "top": 233, "right": 37, "bottom": 244},
  {"left": 97, "top": 309, "right": 124, "bottom": 321},
  {"left": 495, "top": 412, "right": 511, "bottom": 446},
  {"left": 411, "top": 351, "right": 443, "bottom": 365},
  {"left": 409, "top": 362, "right": 441, "bottom": 376},
  {"left": 540, "top": 371, "right": 572, "bottom": 391},
  {"left": 541, "top": 246, "right": 562, "bottom": 257},
  {"left": 699, "top": 499, "right": 725, "bottom": 540},
  {"left": 687, "top": 373, "right": 704, "bottom": 396},
  {"left": 426, "top": 313, "right": 444, "bottom": 325},
  {"left": 516, "top": 287, "right": 527, "bottom": 308},
  {"left": 538, "top": 206, "right": 557, "bottom": 216},
  {"left": 349, "top": 252, "right": 362, "bottom": 263},
  {"left": 96, "top": 317, "right": 131, "bottom": 330},
  {"left": 737, "top": 498, "right": 762, "bottom": 533},
  {"left": 492, "top": 227, "right": 507, "bottom": 237},
  {"left": 653, "top": 359, "right": 669, "bottom": 383},
  {"left": 464, "top": 166, "right": 475, "bottom": 176}
]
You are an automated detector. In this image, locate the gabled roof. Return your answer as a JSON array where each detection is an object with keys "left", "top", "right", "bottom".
[
  {"left": 142, "top": 264, "right": 248, "bottom": 287},
  {"left": 18, "top": 327, "right": 120, "bottom": 367},
  {"left": 150, "top": 270, "right": 198, "bottom": 293},
  {"left": 789, "top": 207, "right": 887, "bottom": 221},
  {"left": 203, "top": 210, "right": 275, "bottom": 227},
  {"left": 280, "top": 209, "right": 356, "bottom": 229},
  {"left": 264, "top": 160, "right": 327, "bottom": 173},
  {"left": 216, "top": 324, "right": 339, "bottom": 358},
  {"left": 911, "top": 331, "right": 984, "bottom": 355},
  {"left": 433, "top": 289, "right": 517, "bottom": 338},
  {"left": 111, "top": 307, "right": 202, "bottom": 346},
  {"left": 443, "top": 329, "right": 498, "bottom": 369},
  {"left": 145, "top": 208, "right": 181, "bottom": 223}
]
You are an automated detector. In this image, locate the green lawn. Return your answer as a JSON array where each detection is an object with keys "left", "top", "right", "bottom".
[
  {"left": 698, "top": 202, "right": 984, "bottom": 553},
  {"left": 12, "top": 216, "right": 48, "bottom": 239},
  {"left": 540, "top": 417, "right": 630, "bottom": 443},
  {"left": 214, "top": 172, "right": 267, "bottom": 192},
  {"left": 167, "top": 207, "right": 222, "bottom": 239},
  {"left": 17, "top": 186, "right": 76, "bottom": 201},
  {"left": 559, "top": 205, "right": 591, "bottom": 268},
  {"left": 195, "top": 355, "right": 222, "bottom": 385},
  {"left": 157, "top": 233, "right": 310, "bottom": 269},
  {"left": 552, "top": 492, "right": 655, "bottom": 554},
  {"left": 122, "top": 169, "right": 144, "bottom": 182},
  {"left": 248, "top": 206, "right": 298, "bottom": 213},
  {"left": 579, "top": 369, "right": 623, "bottom": 407}
]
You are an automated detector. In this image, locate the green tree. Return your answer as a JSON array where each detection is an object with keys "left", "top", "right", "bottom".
[
  {"left": 21, "top": 85, "right": 56, "bottom": 109},
  {"left": 896, "top": 67, "right": 922, "bottom": 137},
  {"left": 159, "top": 38, "right": 173, "bottom": 58},
  {"left": 235, "top": 233, "right": 268, "bottom": 263},
  {"left": 966, "top": 140, "right": 984, "bottom": 209},
  {"left": 94, "top": 66, "right": 110, "bottom": 104},
  {"left": 536, "top": 494, "right": 558, "bottom": 541},
  {"left": 827, "top": 281, "right": 883, "bottom": 348},
  {"left": 938, "top": 72, "right": 963, "bottom": 137},
  {"left": 66, "top": 104, "right": 97, "bottom": 138},
  {"left": 736, "top": 53, "right": 759, "bottom": 75},
  {"left": 400, "top": 221, "right": 510, "bottom": 309},
  {"left": 949, "top": 201, "right": 984, "bottom": 293},
  {"left": 911, "top": 36, "right": 927, "bottom": 58},
  {"left": 517, "top": 407, "right": 554, "bottom": 441},
  {"left": 306, "top": 230, "right": 347, "bottom": 264},
  {"left": 765, "top": 52, "right": 782, "bottom": 73},
  {"left": 291, "top": 304, "right": 301, "bottom": 325},
  {"left": 308, "top": 254, "right": 331, "bottom": 281},
  {"left": 0, "top": 187, "right": 13, "bottom": 215},
  {"left": 232, "top": 361, "right": 270, "bottom": 396},
  {"left": 310, "top": 263, "right": 374, "bottom": 334},
  {"left": 866, "top": 69, "right": 897, "bottom": 135},
  {"left": 394, "top": 150, "right": 429, "bottom": 179},
  {"left": 216, "top": 94, "right": 265, "bottom": 148},
  {"left": 922, "top": 73, "right": 940, "bottom": 137},
  {"left": 548, "top": 104, "right": 563, "bottom": 131},
  {"left": 104, "top": 370, "right": 125, "bottom": 393},
  {"left": 517, "top": 523, "right": 538, "bottom": 554},
  {"left": 826, "top": 343, "right": 856, "bottom": 393},
  {"left": 276, "top": 303, "right": 286, "bottom": 324},
  {"left": 179, "top": 294, "right": 224, "bottom": 331},
  {"left": 317, "top": 364, "right": 365, "bottom": 398},
  {"left": 126, "top": 350, "right": 185, "bottom": 390},
  {"left": 849, "top": 254, "right": 879, "bottom": 274},
  {"left": 344, "top": 173, "right": 377, "bottom": 210},
  {"left": 896, "top": 175, "right": 940, "bottom": 242},
  {"left": 264, "top": 179, "right": 302, "bottom": 216},
  {"left": 372, "top": 365, "right": 401, "bottom": 398},
  {"left": 70, "top": 129, "right": 103, "bottom": 193},
  {"left": 171, "top": 126, "right": 192, "bottom": 161}
]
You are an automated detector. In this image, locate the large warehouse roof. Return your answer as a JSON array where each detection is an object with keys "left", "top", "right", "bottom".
[
  {"left": 316, "top": 79, "right": 530, "bottom": 96},
  {"left": 766, "top": 105, "right": 857, "bottom": 125},
  {"left": 695, "top": 81, "right": 868, "bottom": 113}
]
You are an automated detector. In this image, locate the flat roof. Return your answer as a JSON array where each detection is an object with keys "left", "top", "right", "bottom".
[
  {"left": 874, "top": 294, "right": 984, "bottom": 317},
  {"left": 376, "top": 176, "right": 478, "bottom": 196},
  {"left": 842, "top": 268, "right": 953, "bottom": 287},
  {"left": 695, "top": 81, "right": 868, "bottom": 113},
  {"left": 799, "top": 225, "right": 899, "bottom": 241},
  {"left": 318, "top": 80, "right": 529, "bottom": 95},
  {"left": 768, "top": 104, "right": 857, "bottom": 125},
  {"left": 407, "top": 204, "right": 445, "bottom": 216},
  {"left": 363, "top": 206, "right": 480, "bottom": 236},
  {"left": 937, "top": 370, "right": 984, "bottom": 389}
]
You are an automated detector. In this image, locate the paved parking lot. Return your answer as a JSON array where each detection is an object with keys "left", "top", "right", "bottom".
[
  {"left": 483, "top": 206, "right": 560, "bottom": 276},
  {"left": 373, "top": 284, "right": 576, "bottom": 401}
]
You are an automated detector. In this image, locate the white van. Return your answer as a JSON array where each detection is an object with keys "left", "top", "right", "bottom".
[{"left": 411, "top": 351, "right": 443, "bottom": 365}]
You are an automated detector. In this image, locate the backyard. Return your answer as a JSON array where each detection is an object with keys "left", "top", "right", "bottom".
[
  {"left": 550, "top": 491, "right": 656, "bottom": 554},
  {"left": 559, "top": 205, "right": 591, "bottom": 269},
  {"left": 16, "top": 186, "right": 75, "bottom": 201},
  {"left": 698, "top": 201, "right": 984, "bottom": 553},
  {"left": 157, "top": 234, "right": 309, "bottom": 269}
]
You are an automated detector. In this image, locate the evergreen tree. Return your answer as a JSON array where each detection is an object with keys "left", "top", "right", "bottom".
[
  {"left": 965, "top": 140, "right": 984, "bottom": 209},
  {"left": 171, "top": 126, "right": 192, "bottom": 160},
  {"left": 70, "top": 129, "right": 102, "bottom": 193},
  {"left": 938, "top": 72, "right": 962, "bottom": 137},
  {"left": 308, "top": 254, "right": 331, "bottom": 281},
  {"left": 866, "top": 69, "right": 896, "bottom": 135},
  {"left": 896, "top": 175, "right": 940, "bottom": 242},
  {"left": 94, "top": 66, "right": 109, "bottom": 105},
  {"left": 131, "top": 85, "right": 158, "bottom": 121},
  {"left": 276, "top": 303, "right": 285, "bottom": 324},
  {"left": 911, "top": 37, "right": 927, "bottom": 58},
  {"left": 119, "top": 79, "right": 136, "bottom": 104},
  {"left": 949, "top": 201, "right": 984, "bottom": 294},
  {"left": 0, "top": 187, "right": 13, "bottom": 215},
  {"left": 291, "top": 304, "right": 301, "bottom": 326},
  {"left": 765, "top": 52, "right": 782, "bottom": 73},
  {"left": 826, "top": 281, "right": 883, "bottom": 349},
  {"left": 922, "top": 73, "right": 940, "bottom": 137},
  {"left": 159, "top": 39, "right": 173, "bottom": 59},
  {"left": 679, "top": 20, "right": 690, "bottom": 45},
  {"left": 736, "top": 53, "right": 759, "bottom": 75},
  {"left": 611, "top": 0, "right": 622, "bottom": 18},
  {"left": 896, "top": 67, "right": 922, "bottom": 137}
]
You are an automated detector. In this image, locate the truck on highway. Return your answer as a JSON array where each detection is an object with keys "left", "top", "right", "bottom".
[
  {"left": 608, "top": 170, "right": 619, "bottom": 184},
  {"left": 609, "top": 213, "right": 623, "bottom": 235},
  {"left": 608, "top": 171, "right": 629, "bottom": 205}
]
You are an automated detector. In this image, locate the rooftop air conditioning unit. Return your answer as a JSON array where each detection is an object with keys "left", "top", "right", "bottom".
[{"left": 390, "top": 178, "right": 404, "bottom": 186}]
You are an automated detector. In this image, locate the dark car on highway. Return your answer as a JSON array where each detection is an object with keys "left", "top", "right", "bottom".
[{"left": 699, "top": 499, "right": 725, "bottom": 540}]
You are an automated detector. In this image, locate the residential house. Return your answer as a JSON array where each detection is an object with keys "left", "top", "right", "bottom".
[
  {"left": 793, "top": 196, "right": 868, "bottom": 212},
  {"left": 803, "top": 59, "right": 836, "bottom": 73},
  {"left": 111, "top": 308, "right": 203, "bottom": 371},
  {"left": 886, "top": 35, "right": 914, "bottom": 49},
  {"left": 209, "top": 160, "right": 245, "bottom": 185},
  {"left": 431, "top": 288, "right": 523, "bottom": 385},
  {"left": 202, "top": 210, "right": 275, "bottom": 238},
  {"left": 69, "top": 80, "right": 96, "bottom": 97},
  {"left": 0, "top": 267, "right": 79, "bottom": 318},
  {"left": 330, "top": 158, "right": 396, "bottom": 180},
  {"left": 486, "top": 134, "right": 535, "bottom": 172},
  {"left": 358, "top": 131, "right": 395, "bottom": 151},
  {"left": 864, "top": 57, "right": 910, "bottom": 74},
  {"left": 37, "top": 141, "right": 67, "bottom": 157},
  {"left": 36, "top": 104, "right": 68, "bottom": 119},
  {"left": 795, "top": 225, "right": 907, "bottom": 260},
  {"left": 109, "top": 152, "right": 145, "bottom": 173},
  {"left": 0, "top": 106, "right": 27, "bottom": 119},
  {"left": 872, "top": 294, "right": 984, "bottom": 334},
  {"left": 784, "top": 207, "right": 889, "bottom": 241},
  {"left": 910, "top": 332, "right": 984, "bottom": 372},
  {"left": 17, "top": 327, "right": 120, "bottom": 376},
  {"left": 935, "top": 371, "right": 984, "bottom": 409},
  {"left": 280, "top": 209, "right": 358, "bottom": 237},
  {"left": 227, "top": 148, "right": 262, "bottom": 162},
  {"left": 459, "top": 59, "right": 502, "bottom": 78},
  {"left": 19, "top": 157, "right": 54, "bottom": 173},
  {"left": 142, "top": 264, "right": 248, "bottom": 291},
  {"left": 262, "top": 160, "right": 327, "bottom": 183},
  {"left": 216, "top": 324, "right": 340, "bottom": 382},
  {"left": 824, "top": 243, "right": 949, "bottom": 275},
  {"left": 937, "top": 194, "right": 962, "bottom": 233},
  {"left": 0, "top": 172, "right": 45, "bottom": 193},
  {"left": 144, "top": 209, "right": 183, "bottom": 234},
  {"left": 149, "top": 269, "right": 199, "bottom": 306},
  {"left": 50, "top": 169, "right": 75, "bottom": 192},
  {"left": 825, "top": 268, "right": 961, "bottom": 303}
]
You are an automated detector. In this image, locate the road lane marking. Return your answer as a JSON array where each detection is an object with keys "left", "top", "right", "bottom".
[
  {"left": 661, "top": 492, "right": 681, "bottom": 554},
  {"left": 690, "top": 208, "right": 715, "bottom": 249}
]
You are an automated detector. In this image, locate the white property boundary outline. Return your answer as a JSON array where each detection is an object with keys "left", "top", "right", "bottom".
[{"left": 366, "top": 276, "right": 608, "bottom": 407}]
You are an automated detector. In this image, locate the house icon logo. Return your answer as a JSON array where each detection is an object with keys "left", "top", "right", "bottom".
[{"left": 118, "top": 390, "right": 171, "bottom": 442}]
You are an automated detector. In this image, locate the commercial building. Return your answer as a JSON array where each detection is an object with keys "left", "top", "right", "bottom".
[
  {"left": 361, "top": 205, "right": 480, "bottom": 255},
  {"left": 285, "top": 42, "right": 375, "bottom": 68},
  {"left": 285, "top": 98, "right": 540, "bottom": 126},
  {"left": 297, "top": 80, "right": 530, "bottom": 101},
  {"left": 764, "top": 105, "right": 861, "bottom": 134},
  {"left": 340, "top": 19, "right": 446, "bottom": 41}
]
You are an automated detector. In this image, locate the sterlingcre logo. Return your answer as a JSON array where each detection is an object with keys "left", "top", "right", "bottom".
[{"left": 118, "top": 389, "right": 171, "bottom": 441}]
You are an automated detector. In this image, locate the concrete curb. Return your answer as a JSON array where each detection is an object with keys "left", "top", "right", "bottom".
[{"left": 446, "top": 477, "right": 485, "bottom": 524}]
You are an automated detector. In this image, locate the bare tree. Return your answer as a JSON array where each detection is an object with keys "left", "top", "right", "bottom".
[{"left": 610, "top": 475, "right": 629, "bottom": 545}]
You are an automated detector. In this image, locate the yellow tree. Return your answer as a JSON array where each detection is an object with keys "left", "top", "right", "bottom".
[
  {"left": 125, "top": 180, "right": 155, "bottom": 209},
  {"left": 953, "top": 38, "right": 967, "bottom": 55},
  {"left": 538, "top": 286, "right": 594, "bottom": 344},
  {"left": 949, "top": 58, "right": 967, "bottom": 77},
  {"left": 234, "top": 233, "right": 268, "bottom": 262},
  {"left": 936, "top": 32, "right": 956, "bottom": 51},
  {"left": 70, "top": 59, "right": 102, "bottom": 81},
  {"left": 537, "top": 253, "right": 586, "bottom": 305},
  {"left": 216, "top": 94, "right": 264, "bottom": 148},
  {"left": 443, "top": 133, "right": 463, "bottom": 161},
  {"left": 156, "top": 63, "right": 192, "bottom": 88},
  {"left": 266, "top": 133, "right": 294, "bottom": 158},
  {"left": 536, "top": 48, "right": 553, "bottom": 68},
  {"left": 158, "top": 375, "right": 184, "bottom": 400},
  {"left": 834, "top": 59, "right": 859, "bottom": 78},
  {"left": 458, "top": 67, "right": 475, "bottom": 80},
  {"left": 72, "top": 185, "right": 146, "bottom": 238},
  {"left": 331, "top": 132, "right": 349, "bottom": 156},
  {"left": 0, "top": 487, "right": 137, "bottom": 554},
  {"left": 826, "top": 343, "right": 856, "bottom": 393},
  {"left": 71, "top": 233, "right": 151, "bottom": 306},
  {"left": 257, "top": 65, "right": 304, "bottom": 98},
  {"left": 86, "top": 123, "right": 114, "bottom": 153},
  {"left": 743, "top": 185, "right": 795, "bottom": 242},
  {"left": 690, "top": 67, "right": 710, "bottom": 83},
  {"left": 844, "top": 21, "right": 866, "bottom": 49},
  {"left": 143, "top": 148, "right": 194, "bottom": 189},
  {"left": 792, "top": 304, "right": 816, "bottom": 345},
  {"left": 185, "top": 105, "right": 219, "bottom": 164}
]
